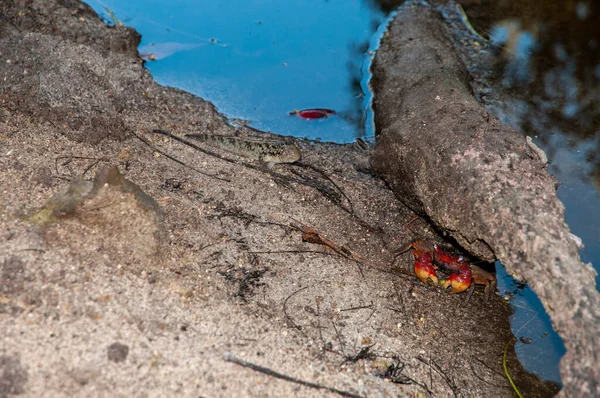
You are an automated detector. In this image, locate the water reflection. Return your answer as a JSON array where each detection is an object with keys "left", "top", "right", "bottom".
[
  {"left": 460, "top": 0, "right": 599, "bottom": 153},
  {"left": 489, "top": 20, "right": 538, "bottom": 86}
]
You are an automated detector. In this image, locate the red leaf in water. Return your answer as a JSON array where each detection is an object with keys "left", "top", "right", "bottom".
[{"left": 289, "top": 108, "right": 336, "bottom": 120}]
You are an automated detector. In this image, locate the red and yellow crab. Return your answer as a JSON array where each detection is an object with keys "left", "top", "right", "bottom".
[{"left": 398, "top": 240, "right": 497, "bottom": 302}]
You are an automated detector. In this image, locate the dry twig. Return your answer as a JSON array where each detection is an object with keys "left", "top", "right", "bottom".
[{"left": 223, "top": 352, "right": 364, "bottom": 398}]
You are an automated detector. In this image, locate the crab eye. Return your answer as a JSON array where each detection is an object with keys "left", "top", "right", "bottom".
[{"left": 458, "top": 256, "right": 464, "bottom": 262}]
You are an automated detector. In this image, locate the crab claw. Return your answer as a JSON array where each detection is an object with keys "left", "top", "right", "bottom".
[
  {"left": 442, "top": 267, "right": 473, "bottom": 294},
  {"left": 414, "top": 253, "right": 438, "bottom": 286}
]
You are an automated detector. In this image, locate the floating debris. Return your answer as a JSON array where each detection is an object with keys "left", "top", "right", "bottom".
[
  {"left": 138, "top": 42, "right": 208, "bottom": 61},
  {"left": 289, "top": 108, "right": 336, "bottom": 120}
]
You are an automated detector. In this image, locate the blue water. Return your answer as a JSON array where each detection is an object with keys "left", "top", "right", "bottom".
[
  {"left": 88, "top": 0, "right": 385, "bottom": 141},
  {"left": 496, "top": 265, "right": 566, "bottom": 383},
  {"left": 81, "top": 0, "right": 600, "bottom": 386}
]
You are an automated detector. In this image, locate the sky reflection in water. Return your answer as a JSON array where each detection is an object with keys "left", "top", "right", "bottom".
[{"left": 89, "top": 0, "right": 385, "bottom": 142}]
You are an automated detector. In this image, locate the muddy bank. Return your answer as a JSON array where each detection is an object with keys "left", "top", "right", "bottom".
[
  {"left": 0, "top": 0, "right": 556, "bottom": 397},
  {"left": 371, "top": 2, "right": 599, "bottom": 397}
]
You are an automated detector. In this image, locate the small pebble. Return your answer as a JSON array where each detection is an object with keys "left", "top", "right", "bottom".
[{"left": 107, "top": 342, "right": 129, "bottom": 362}]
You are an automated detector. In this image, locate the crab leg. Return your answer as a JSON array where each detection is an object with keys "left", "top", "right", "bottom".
[{"left": 471, "top": 264, "right": 497, "bottom": 302}]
